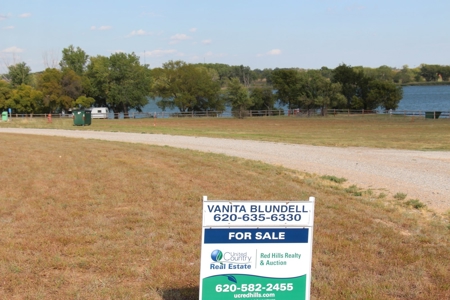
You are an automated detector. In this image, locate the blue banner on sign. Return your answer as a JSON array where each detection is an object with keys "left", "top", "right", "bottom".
[{"left": 204, "top": 228, "right": 309, "bottom": 244}]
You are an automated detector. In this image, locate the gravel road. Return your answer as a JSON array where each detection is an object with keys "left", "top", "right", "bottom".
[{"left": 1, "top": 128, "right": 449, "bottom": 212}]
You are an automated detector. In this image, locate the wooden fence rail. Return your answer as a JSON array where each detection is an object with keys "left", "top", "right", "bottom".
[{"left": 3, "top": 110, "right": 449, "bottom": 120}]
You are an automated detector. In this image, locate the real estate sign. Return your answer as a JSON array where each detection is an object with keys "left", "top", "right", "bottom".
[{"left": 199, "top": 197, "right": 315, "bottom": 300}]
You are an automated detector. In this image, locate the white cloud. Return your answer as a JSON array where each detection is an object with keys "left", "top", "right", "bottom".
[
  {"left": 189, "top": 28, "right": 197, "bottom": 32},
  {"left": 169, "top": 33, "right": 191, "bottom": 44},
  {"left": 19, "top": 13, "right": 31, "bottom": 18},
  {"left": 267, "top": 49, "right": 282, "bottom": 55},
  {"left": 144, "top": 49, "right": 177, "bottom": 57},
  {"left": 2, "top": 25, "right": 14, "bottom": 30},
  {"left": 128, "top": 29, "right": 151, "bottom": 37},
  {"left": 2, "top": 46, "right": 24, "bottom": 53},
  {"left": 202, "top": 39, "right": 212, "bottom": 45}
]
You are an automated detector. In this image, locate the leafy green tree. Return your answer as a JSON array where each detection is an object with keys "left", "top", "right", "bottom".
[
  {"left": 85, "top": 55, "right": 110, "bottom": 107},
  {"left": 319, "top": 66, "right": 333, "bottom": 79},
  {"left": 420, "top": 64, "right": 450, "bottom": 81},
  {"left": 61, "top": 69, "right": 83, "bottom": 106},
  {"left": 60, "top": 45, "right": 89, "bottom": 76},
  {"left": 197, "top": 63, "right": 233, "bottom": 86},
  {"left": 0, "top": 80, "right": 12, "bottom": 110},
  {"left": 108, "top": 52, "right": 151, "bottom": 117},
  {"left": 332, "top": 64, "right": 360, "bottom": 108},
  {"left": 394, "top": 65, "right": 414, "bottom": 84},
  {"left": 230, "top": 65, "right": 255, "bottom": 86},
  {"left": 272, "top": 69, "right": 302, "bottom": 109},
  {"left": 362, "top": 65, "right": 395, "bottom": 82},
  {"left": 152, "top": 60, "right": 222, "bottom": 112},
  {"left": 298, "top": 70, "right": 346, "bottom": 114},
  {"left": 367, "top": 80, "right": 403, "bottom": 110},
  {"left": 37, "top": 68, "right": 64, "bottom": 112},
  {"left": 225, "top": 78, "right": 253, "bottom": 118},
  {"left": 420, "top": 64, "right": 440, "bottom": 82},
  {"left": 86, "top": 53, "right": 151, "bottom": 117},
  {"left": 74, "top": 96, "right": 95, "bottom": 108},
  {"left": 261, "top": 68, "right": 274, "bottom": 85},
  {"left": 332, "top": 64, "right": 376, "bottom": 109},
  {"left": 7, "top": 84, "right": 43, "bottom": 113},
  {"left": 6, "top": 62, "right": 32, "bottom": 87},
  {"left": 249, "top": 86, "right": 275, "bottom": 111},
  {"left": 439, "top": 66, "right": 450, "bottom": 81}
]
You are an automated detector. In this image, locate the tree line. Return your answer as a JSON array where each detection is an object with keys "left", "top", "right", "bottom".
[{"left": 1, "top": 45, "right": 446, "bottom": 117}]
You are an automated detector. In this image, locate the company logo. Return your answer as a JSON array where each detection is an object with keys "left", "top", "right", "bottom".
[
  {"left": 211, "top": 249, "right": 223, "bottom": 263},
  {"left": 210, "top": 249, "right": 252, "bottom": 270},
  {"left": 210, "top": 250, "right": 252, "bottom": 264}
]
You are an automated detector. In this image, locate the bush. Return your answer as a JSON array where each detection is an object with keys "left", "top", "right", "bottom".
[
  {"left": 394, "top": 192, "right": 407, "bottom": 200},
  {"left": 321, "top": 175, "right": 347, "bottom": 184},
  {"left": 405, "top": 199, "right": 426, "bottom": 209}
]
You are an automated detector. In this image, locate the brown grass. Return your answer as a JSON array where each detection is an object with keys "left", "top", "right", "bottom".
[
  {"left": 2, "top": 114, "right": 450, "bottom": 150},
  {"left": 0, "top": 134, "right": 449, "bottom": 299}
]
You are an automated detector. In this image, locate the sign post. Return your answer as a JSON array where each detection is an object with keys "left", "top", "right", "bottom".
[{"left": 199, "top": 196, "right": 315, "bottom": 300}]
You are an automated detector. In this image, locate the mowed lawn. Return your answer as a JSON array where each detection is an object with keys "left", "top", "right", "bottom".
[
  {"left": 0, "top": 134, "right": 449, "bottom": 299},
  {"left": 2, "top": 114, "right": 450, "bottom": 150}
]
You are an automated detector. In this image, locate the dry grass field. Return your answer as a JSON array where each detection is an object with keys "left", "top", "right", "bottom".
[
  {"left": 0, "top": 133, "right": 449, "bottom": 299},
  {"left": 2, "top": 114, "right": 450, "bottom": 150}
]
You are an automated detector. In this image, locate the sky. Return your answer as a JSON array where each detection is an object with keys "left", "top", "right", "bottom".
[{"left": 1, "top": 0, "right": 449, "bottom": 73}]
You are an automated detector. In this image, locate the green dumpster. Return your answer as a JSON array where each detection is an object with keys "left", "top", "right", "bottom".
[
  {"left": 425, "top": 111, "right": 441, "bottom": 119},
  {"left": 73, "top": 109, "right": 92, "bottom": 126},
  {"left": 2, "top": 111, "right": 8, "bottom": 121},
  {"left": 84, "top": 109, "right": 92, "bottom": 126}
]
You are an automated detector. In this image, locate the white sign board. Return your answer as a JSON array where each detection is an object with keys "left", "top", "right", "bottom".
[{"left": 199, "top": 197, "right": 315, "bottom": 300}]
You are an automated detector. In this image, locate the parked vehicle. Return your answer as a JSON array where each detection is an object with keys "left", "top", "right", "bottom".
[{"left": 90, "top": 107, "right": 109, "bottom": 119}]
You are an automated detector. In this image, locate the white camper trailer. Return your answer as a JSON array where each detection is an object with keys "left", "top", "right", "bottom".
[{"left": 90, "top": 107, "right": 109, "bottom": 119}]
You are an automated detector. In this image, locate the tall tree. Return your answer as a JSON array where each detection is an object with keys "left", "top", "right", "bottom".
[
  {"left": 37, "top": 68, "right": 64, "bottom": 112},
  {"left": 331, "top": 64, "right": 359, "bottom": 108},
  {"left": 85, "top": 55, "right": 110, "bottom": 107},
  {"left": 272, "top": 69, "right": 302, "bottom": 109},
  {"left": 298, "top": 70, "right": 346, "bottom": 114},
  {"left": 152, "top": 60, "right": 222, "bottom": 112},
  {"left": 86, "top": 53, "right": 151, "bottom": 117},
  {"left": 0, "top": 80, "right": 12, "bottom": 110},
  {"left": 109, "top": 52, "right": 151, "bottom": 117},
  {"left": 367, "top": 80, "right": 403, "bottom": 110},
  {"left": 249, "top": 86, "right": 275, "bottom": 111},
  {"left": 394, "top": 65, "right": 414, "bottom": 84},
  {"left": 61, "top": 69, "right": 83, "bottom": 104},
  {"left": 332, "top": 64, "right": 373, "bottom": 109},
  {"left": 60, "top": 45, "right": 89, "bottom": 76},
  {"left": 6, "top": 62, "right": 32, "bottom": 87},
  {"left": 225, "top": 78, "right": 253, "bottom": 118}
]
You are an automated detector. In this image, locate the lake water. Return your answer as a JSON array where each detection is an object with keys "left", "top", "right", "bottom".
[
  {"left": 128, "top": 85, "right": 450, "bottom": 117},
  {"left": 397, "top": 85, "right": 450, "bottom": 111}
]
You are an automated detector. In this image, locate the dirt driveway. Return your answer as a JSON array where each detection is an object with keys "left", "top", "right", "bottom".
[{"left": 1, "top": 128, "right": 449, "bottom": 212}]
